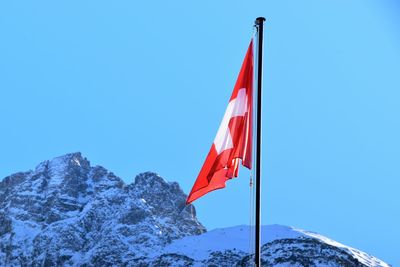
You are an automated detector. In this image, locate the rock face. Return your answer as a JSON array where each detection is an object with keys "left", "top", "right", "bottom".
[
  {"left": 0, "top": 153, "right": 205, "bottom": 266},
  {"left": 0, "top": 153, "right": 391, "bottom": 267}
]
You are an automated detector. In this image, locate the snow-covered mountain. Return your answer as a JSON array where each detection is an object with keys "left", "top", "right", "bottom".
[
  {"left": 164, "top": 225, "right": 390, "bottom": 267},
  {"left": 0, "top": 152, "right": 391, "bottom": 266}
]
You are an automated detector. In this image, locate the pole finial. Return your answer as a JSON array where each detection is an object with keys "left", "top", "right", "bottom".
[{"left": 255, "top": 17, "right": 266, "bottom": 25}]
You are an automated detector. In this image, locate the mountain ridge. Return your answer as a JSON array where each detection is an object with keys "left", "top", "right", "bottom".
[{"left": 0, "top": 152, "right": 391, "bottom": 266}]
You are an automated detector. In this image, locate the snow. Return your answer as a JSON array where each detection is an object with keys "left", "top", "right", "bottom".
[
  {"left": 48, "top": 155, "right": 69, "bottom": 187},
  {"left": 8, "top": 207, "right": 28, "bottom": 215},
  {"left": 164, "top": 225, "right": 303, "bottom": 260},
  {"left": 298, "top": 229, "right": 391, "bottom": 267},
  {"left": 72, "top": 158, "right": 81, "bottom": 166},
  {"left": 165, "top": 224, "right": 391, "bottom": 267},
  {"left": 35, "top": 161, "right": 48, "bottom": 172},
  {"left": 11, "top": 219, "right": 41, "bottom": 242}
]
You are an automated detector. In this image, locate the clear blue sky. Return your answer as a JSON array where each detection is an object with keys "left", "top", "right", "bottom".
[{"left": 0, "top": 0, "right": 399, "bottom": 265}]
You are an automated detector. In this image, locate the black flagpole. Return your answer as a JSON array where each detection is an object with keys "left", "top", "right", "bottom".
[{"left": 254, "top": 16, "right": 265, "bottom": 267}]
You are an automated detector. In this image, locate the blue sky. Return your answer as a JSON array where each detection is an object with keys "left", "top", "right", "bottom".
[{"left": 0, "top": 0, "right": 399, "bottom": 265}]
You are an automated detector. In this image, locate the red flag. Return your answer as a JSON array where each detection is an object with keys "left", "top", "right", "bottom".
[{"left": 187, "top": 40, "right": 254, "bottom": 204}]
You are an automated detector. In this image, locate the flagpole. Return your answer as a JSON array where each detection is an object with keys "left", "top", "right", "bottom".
[{"left": 254, "top": 16, "right": 265, "bottom": 267}]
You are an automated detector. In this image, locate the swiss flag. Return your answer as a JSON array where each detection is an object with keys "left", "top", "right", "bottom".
[{"left": 187, "top": 40, "right": 254, "bottom": 204}]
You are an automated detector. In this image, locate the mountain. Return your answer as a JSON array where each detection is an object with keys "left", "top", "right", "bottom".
[
  {"left": 0, "top": 152, "right": 390, "bottom": 267},
  {"left": 164, "top": 225, "right": 390, "bottom": 267}
]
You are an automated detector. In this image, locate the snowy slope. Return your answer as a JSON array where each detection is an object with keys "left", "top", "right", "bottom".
[
  {"left": 0, "top": 152, "right": 391, "bottom": 267},
  {"left": 164, "top": 224, "right": 304, "bottom": 260},
  {"left": 164, "top": 225, "right": 390, "bottom": 267}
]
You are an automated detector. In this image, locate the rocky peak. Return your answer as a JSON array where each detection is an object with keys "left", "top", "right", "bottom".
[
  {"left": 134, "top": 171, "right": 164, "bottom": 185},
  {"left": 133, "top": 171, "right": 186, "bottom": 204},
  {"left": 0, "top": 152, "right": 206, "bottom": 266},
  {"left": 132, "top": 171, "right": 205, "bottom": 239},
  {"left": 35, "top": 152, "right": 89, "bottom": 171}
]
